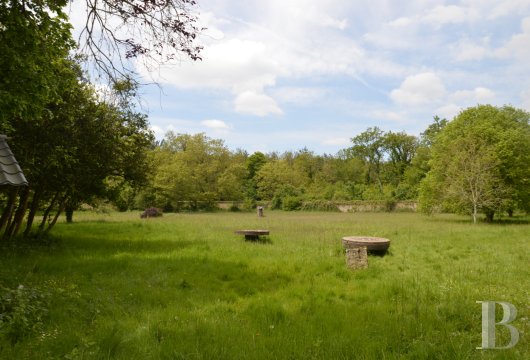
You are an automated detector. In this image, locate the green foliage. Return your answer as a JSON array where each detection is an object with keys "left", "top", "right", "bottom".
[
  {"left": 148, "top": 132, "right": 239, "bottom": 210},
  {"left": 246, "top": 152, "right": 267, "bottom": 179},
  {"left": 256, "top": 161, "right": 307, "bottom": 201},
  {"left": 281, "top": 195, "right": 303, "bottom": 211},
  {"left": 0, "top": 285, "right": 50, "bottom": 344},
  {"left": 0, "top": 0, "right": 74, "bottom": 131},
  {"left": 419, "top": 105, "right": 530, "bottom": 222},
  {"left": 271, "top": 184, "right": 302, "bottom": 210}
]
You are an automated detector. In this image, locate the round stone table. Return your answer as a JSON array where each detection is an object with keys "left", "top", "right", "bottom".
[{"left": 342, "top": 236, "right": 390, "bottom": 252}]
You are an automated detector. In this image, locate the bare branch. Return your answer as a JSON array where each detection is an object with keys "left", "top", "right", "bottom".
[{"left": 75, "top": 0, "right": 204, "bottom": 83}]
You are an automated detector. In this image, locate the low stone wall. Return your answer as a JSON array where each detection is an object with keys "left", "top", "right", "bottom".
[
  {"left": 216, "top": 200, "right": 417, "bottom": 212},
  {"left": 336, "top": 201, "right": 417, "bottom": 213},
  {"left": 217, "top": 201, "right": 241, "bottom": 210}
]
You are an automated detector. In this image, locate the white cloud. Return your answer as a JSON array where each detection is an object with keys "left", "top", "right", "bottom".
[
  {"left": 319, "top": 16, "right": 348, "bottom": 30},
  {"left": 388, "top": 17, "right": 415, "bottom": 27},
  {"left": 368, "top": 110, "right": 410, "bottom": 124},
  {"left": 234, "top": 91, "right": 283, "bottom": 116},
  {"left": 435, "top": 104, "right": 462, "bottom": 120},
  {"left": 201, "top": 119, "right": 230, "bottom": 130},
  {"left": 451, "top": 37, "right": 489, "bottom": 61},
  {"left": 496, "top": 17, "right": 530, "bottom": 60},
  {"left": 147, "top": 38, "right": 279, "bottom": 93},
  {"left": 462, "top": 0, "right": 530, "bottom": 20},
  {"left": 390, "top": 72, "right": 446, "bottom": 106},
  {"left": 451, "top": 87, "right": 496, "bottom": 103},
  {"left": 421, "top": 5, "right": 478, "bottom": 26},
  {"left": 272, "top": 87, "right": 329, "bottom": 105},
  {"left": 130, "top": 0, "right": 530, "bottom": 150},
  {"left": 150, "top": 125, "right": 165, "bottom": 139}
]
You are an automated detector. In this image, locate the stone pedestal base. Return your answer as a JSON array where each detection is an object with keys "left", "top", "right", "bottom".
[{"left": 345, "top": 246, "right": 368, "bottom": 270}]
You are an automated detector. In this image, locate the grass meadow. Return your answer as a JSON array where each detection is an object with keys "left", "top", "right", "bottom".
[{"left": 0, "top": 211, "right": 528, "bottom": 359}]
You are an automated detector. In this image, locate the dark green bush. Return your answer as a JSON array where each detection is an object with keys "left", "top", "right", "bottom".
[
  {"left": 272, "top": 185, "right": 302, "bottom": 210},
  {"left": 282, "top": 196, "right": 302, "bottom": 211},
  {"left": 0, "top": 285, "right": 50, "bottom": 344}
]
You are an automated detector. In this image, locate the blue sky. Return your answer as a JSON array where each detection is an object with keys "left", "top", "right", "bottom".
[{"left": 71, "top": 0, "right": 530, "bottom": 154}]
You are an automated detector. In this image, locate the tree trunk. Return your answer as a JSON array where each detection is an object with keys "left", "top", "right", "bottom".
[
  {"left": 65, "top": 206, "right": 74, "bottom": 223},
  {"left": 45, "top": 198, "right": 66, "bottom": 234},
  {"left": 39, "top": 192, "right": 59, "bottom": 231},
  {"left": 0, "top": 188, "right": 19, "bottom": 232},
  {"left": 472, "top": 203, "right": 477, "bottom": 224},
  {"left": 485, "top": 210, "right": 494, "bottom": 223},
  {"left": 4, "top": 186, "right": 30, "bottom": 239},
  {"left": 23, "top": 190, "right": 42, "bottom": 237},
  {"left": 507, "top": 208, "right": 514, "bottom": 217}
]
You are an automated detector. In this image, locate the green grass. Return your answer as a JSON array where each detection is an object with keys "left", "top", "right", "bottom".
[{"left": 0, "top": 211, "right": 528, "bottom": 359}]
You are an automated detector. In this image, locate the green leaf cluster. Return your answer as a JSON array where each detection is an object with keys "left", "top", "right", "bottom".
[{"left": 419, "top": 105, "right": 530, "bottom": 222}]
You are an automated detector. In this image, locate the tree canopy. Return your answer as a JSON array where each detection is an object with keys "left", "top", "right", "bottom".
[{"left": 419, "top": 105, "right": 530, "bottom": 222}]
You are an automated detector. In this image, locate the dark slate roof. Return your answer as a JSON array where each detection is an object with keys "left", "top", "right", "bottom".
[{"left": 0, "top": 135, "right": 28, "bottom": 186}]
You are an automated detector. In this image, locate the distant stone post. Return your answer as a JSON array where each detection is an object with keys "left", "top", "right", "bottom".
[{"left": 257, "top": 206, "right": 264, "bottom": 217}]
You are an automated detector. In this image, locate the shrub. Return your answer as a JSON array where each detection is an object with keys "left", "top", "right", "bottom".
[
  {"left": 229, "top": 204, "right": 241, "bottom": 212},
  {"left": 272, "top": 185, "right": 302, "bottom": 210},
  {"left": 385, "top": 199, "right": 397, "bottom": 212},
  {"left": 0, "top": 285, "right": 50, "bottom": 344},
  {"left": 140, "top": 207, "right": 163, "bottom": 218},
  {"left": 282, "top": 196, "right": 302, "bottom": 211}
]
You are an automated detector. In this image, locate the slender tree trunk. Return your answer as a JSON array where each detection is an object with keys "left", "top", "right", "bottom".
[
  {"left": 39, "top": 192, "right": 60, "bottom": 231},
  {"left": 472, "top": 203, "right": 477, "bottom": 224},
  {"left": 4, "top": 186, "right": 30, "bottom": 239},
  {"left": 45, "top": 197, "right": 66, "bottom": 234},
  {"left": 65, "top": 206, "right": 74, "bottom": 223},
  {"left": 485, "top": 210, "right": 494, "bottom": 223},
  {"left": 0, "top": 188, "right": 19, "bottom": 232},
  {"left": 376, "top": 176, "right": 384, "bottom": 194},
  {"left": 23, "top": 190, "right": 42, "bottom": 237}
]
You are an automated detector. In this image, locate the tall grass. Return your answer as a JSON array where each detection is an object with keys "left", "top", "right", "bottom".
[{"left": 0, "top": 211, "right": 528, "bottom": 359}]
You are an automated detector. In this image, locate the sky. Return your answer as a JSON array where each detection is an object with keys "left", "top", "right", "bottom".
[{"left": 70, "top": 0, "right": 530, "bottom": 155}]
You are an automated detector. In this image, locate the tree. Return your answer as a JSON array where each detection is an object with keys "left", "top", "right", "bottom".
[
  {"left": 0, "top": 0, "right": 75, "bottom": 131},
  {"left": 78, "top": 0, "right": 203, "bottom": 81},
  {"left": 347, "top": 127, "right": 385, "bottom": 192},
  {"left": 149, "top": 132, "right": 231, "bottom": 210},
  {"left": 245, "top": 152, "right": 267, "bottom": 201},
  {"left": 255, "top": 160, "right": 306, "bottom": 200},
  {"left": 420, "top": 115, "right": 448, "bottom": 147},
  {"left": 419, "top": 105, "right": 530, "bottom": 222},
  {"left": 1, "top": 59, "right": 153, "bottom": 238},
  {"left": 399, "top": 116, "right": 447, "bottom": 199},
  {"left": 381, "top": 131, "right": 418, "bottom": 184}
]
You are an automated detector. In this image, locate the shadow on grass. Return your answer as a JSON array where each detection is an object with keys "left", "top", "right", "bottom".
[
  {"left": 1, "top": 225, "right": 292, "bottom": 312},
  {"left": 428, "top": 214, "right": 530, "bottom": 225},
  {"left": 489, "top": 217, "right": 530, "bottom": 225},
  {"left": 52, "top": 255, "right": 291, "bottom": 307},
  {"left": 244, "top": 236, "right": 273, "bottom": 244}
]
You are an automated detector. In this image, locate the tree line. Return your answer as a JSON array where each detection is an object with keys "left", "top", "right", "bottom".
[{"left": 125, "top": 105, "right": 529, "bottom": 224}]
